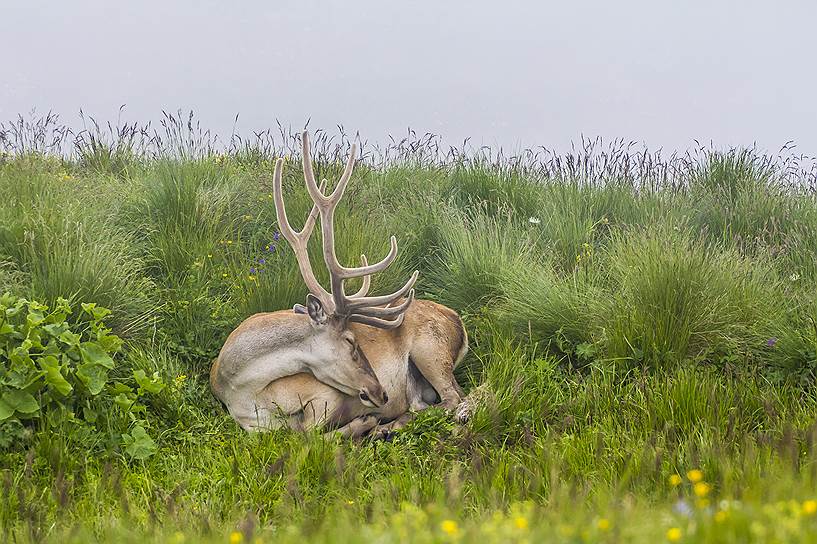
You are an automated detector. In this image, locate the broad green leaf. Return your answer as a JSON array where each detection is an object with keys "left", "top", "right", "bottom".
[
  {"left": 123, "top": 425, "right": 157, "bottom": 460},
  {"left": 58, "top": 330, "right": 81, "bottom": 346},
  {"left": 0, "top": 399, "right": 13, "bottom": 420},
  {"left": 96, "top": 332, "right": 123, "bottom": 354},
  {"left": 81, "top": 303, "right": 111, "bottom": 321},
  {"left": 0, "top": 321, "right": 14, "bottom": 336},
  {"left": 4, "top": 298, "right": 26, "bottom": 317},
  {"left": 80, "top": 342, "right": 115, "bottom": 369},
  {"left": 50, "top": 297, "right": 72, "bottom": 322},
  {"left": 114, "top": 393, "right": 135, "bottom": 411},
  {"left": 2, "top": 390, "right": 39, "bottom": 414},
  {"left": 42, "top": 322, "right": 69, "bottom": 338},
  {"left": 39, "top": 355, "right": 73, "bottom": 396},
  {"left": 109, "top": 382, "right": 134, "bottom": 395},
  {"left": 133, "top": 369, "right": 165, "bottom": 395},
  {"left": 76, "top": 363, "right": 109, "bottom": 395},
  {"left": 26, "top": 309, "right": 45, "bottom": 328},
  {"left": 6, "top": 348, "right": 43, "bottom": 389}
]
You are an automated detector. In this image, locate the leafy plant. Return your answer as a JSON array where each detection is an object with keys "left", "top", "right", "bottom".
[{"left": 0, "top": 293, "right": 164, "bottom": 456}]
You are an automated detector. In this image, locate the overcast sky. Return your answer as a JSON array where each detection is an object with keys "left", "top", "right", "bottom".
[{"left": 2, "top": 0, "right": 816, "bottom": 154}]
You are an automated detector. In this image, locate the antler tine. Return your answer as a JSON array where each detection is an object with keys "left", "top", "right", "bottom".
[
  {"left": 273, "top": 157, "right": 334, "bottom": 311},
  {"left": 346, "top": 270, "right": 419, "bottom": 311},
  {"left": 301, "top": 131, "right": 326, "bottom": 205},
  {"left": 327, "top": 143, "right": 357, "bottom": 201},
  {"left": 350, "top": 289, "right": 414, "bottom": 319},
  {"left": 348, "top": 312, "right": 407, "bottom": 330},
  {"left": 299, "top": 130, "right": 416, "bottom": 328},
  {"left": 349, "top": 254, "right": 371, "bottom": 298},
  {"left": 325, "top": 236, "right": 398, "bottom": 281},
  {"left": 301, "top": 130, "right": 357, "bottom": 210}
]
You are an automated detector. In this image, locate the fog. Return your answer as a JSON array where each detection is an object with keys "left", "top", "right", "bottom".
[{"left": 3, "top": 0, "right": 816, "bottom": 154}]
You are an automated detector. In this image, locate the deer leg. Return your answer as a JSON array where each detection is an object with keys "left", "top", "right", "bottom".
[
  {"left": 410, "top": 352, "right": 462, "bottom": 411},
  {"left": 329, "top": 414, "right": 379, "bottom": 439},
  {"left": 370, "top": 412, "right": 414, "bottom": 441},
  {"left": 293, "top": 392, "right": 378, "bottom": 439}
]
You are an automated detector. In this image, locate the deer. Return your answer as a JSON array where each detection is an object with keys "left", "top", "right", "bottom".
[{"left": 210, "top": 132, "right": 469, "bottom": 438}]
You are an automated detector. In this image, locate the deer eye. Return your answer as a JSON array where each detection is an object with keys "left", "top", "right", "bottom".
[{"left": 345, "top": 337, "right": 355, "bottom": 347}]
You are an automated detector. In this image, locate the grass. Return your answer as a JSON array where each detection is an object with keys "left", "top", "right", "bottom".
[{"left": 2, "top": 114, "right": 817, "bottom": 542}]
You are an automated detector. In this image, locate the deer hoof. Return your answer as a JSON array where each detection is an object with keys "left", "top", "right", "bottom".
[{"left": 454, "top": 400, "right": 473, "bottom": 423}]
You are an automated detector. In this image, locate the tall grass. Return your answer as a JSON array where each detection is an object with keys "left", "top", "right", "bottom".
[
  {"left": 0, "top": 159, "right": 155, "bottom": 336},
  {"left": 3, "top": 113, "right": 817, "bottom": 542},
  {"left": 600, "top": 223, "right": 784, "bottom": 370}
]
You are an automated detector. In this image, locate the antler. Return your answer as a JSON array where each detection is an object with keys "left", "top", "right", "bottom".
[
  {"left": 272, "top": 131, "right": 417, "bottom": 328},
  {"left": 273, "top": 158, "right": 335, "bottom": 311}
]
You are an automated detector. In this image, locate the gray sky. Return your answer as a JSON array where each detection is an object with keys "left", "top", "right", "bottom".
[{"left": 2, "top": 0, "right": 816, "bottom": 154}]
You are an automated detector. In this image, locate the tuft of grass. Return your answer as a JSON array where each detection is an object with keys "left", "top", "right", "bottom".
[
  {"left": 600, "top": 222, "right": 784, "bottom": 370},
  {"left": 421, "top": 206, "right": 533, "bottom": 314},
  {"left": 0, "top": 161, "right": 155, "bottom": 336}
]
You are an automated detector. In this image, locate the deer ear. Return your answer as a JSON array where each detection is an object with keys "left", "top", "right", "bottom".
[{"left": 305, "top": 294, "right": 328, "bottom": 325}]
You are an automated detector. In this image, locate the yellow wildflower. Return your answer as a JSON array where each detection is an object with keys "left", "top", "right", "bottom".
[
  {"left": 714, "top": 510, "right": 727, "bottom": 523},
  {"left": 229, "top": 532, "right": 243, "bottom": 544},
  {"left": 686, "top": 469, "right": 703, "bottom": 483},
  {"left": 559, "top": 525, "right": 575, "bottom": 537},
  {"left": 668, "top": 474, "right": 682, "bottom": 487},
  {"left": 666, "top": 527, "right": 682, "bottom": 542},
  {"left": 248, "top": 275, "right": 256, "bottom": 281},
  {"left": 597, "top": 518, "right": 610, "bottom": 531},
  {"left": 693, "top": 482, "right": 710, "bottom": 498},
  {"left": 441, "top": 519, "right": 459, "bottom": 536},
  {"left": 514, "top": 516, "right": 529, "bottom": 530},
  {"left": 227, "top": 240, "right": 233, "bottom": 245},
  {"left": 222, "top": 273, "right": 229, "bottom": 278},
  {"left": 803, "top": 500, "right": 817, "bottom": 516}
]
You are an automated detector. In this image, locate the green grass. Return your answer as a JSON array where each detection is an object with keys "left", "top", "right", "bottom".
[{"left": 2, "top": 118, "right": 817, "bottom": 542}]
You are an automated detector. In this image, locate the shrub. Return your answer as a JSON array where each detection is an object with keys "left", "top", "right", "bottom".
[{"left": 0, "top": 294, "right": 164, "bottom": 458}]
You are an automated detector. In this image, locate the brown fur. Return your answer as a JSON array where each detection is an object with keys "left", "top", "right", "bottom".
[{"left": 210, "top": 298, "right": 468, "bottom": 433}]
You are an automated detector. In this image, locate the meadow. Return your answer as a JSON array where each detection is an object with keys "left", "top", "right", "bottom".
[{"left": 2, "top": 113, "right": 817, "bottom": 543}]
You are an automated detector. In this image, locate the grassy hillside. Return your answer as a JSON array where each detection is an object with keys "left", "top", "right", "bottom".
[{"left": 2, "top": 115, "right": 817, "bottom": 542}]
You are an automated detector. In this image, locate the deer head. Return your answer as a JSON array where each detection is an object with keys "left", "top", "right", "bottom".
[{"left": 272, "top": 131, "right": 418, "bottom": 407}]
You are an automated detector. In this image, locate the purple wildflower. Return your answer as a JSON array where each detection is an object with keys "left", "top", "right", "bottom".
[
  {"left": 673, "top": 500, "right": 693, "bottom": 518},
  {"left": 272, "top": 231, "right": 281, "bottom": 242},
  {"left": 258, "top": 258, "right": 266, "bottom": 265},
  {"left": 766, "top": 337, "right": 778, "bottom": 347},
  {"left": 249, "top": 267, "right": 257, "bottom": 274},
  {"left": 268, "top": 244, "right": 277, "bottom": 253}
]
